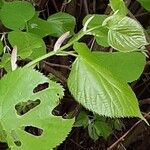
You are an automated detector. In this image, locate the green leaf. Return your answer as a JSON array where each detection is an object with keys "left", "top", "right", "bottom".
[
  {"left": 74, "top": 111, "right": 89, "bottom": 128},
  {"left": 0, "top": 53, "right": 11, "bottom": 72},
  {"left": 0, "top": 40, "right": 3, "bottom": 54},
  {"left": 103, "top": 15, "right": 148, "bottom": 52},
  {"left": 83, "top": 15, "right": 109, "bottom": 47},
  {"left": 68, "top": 42, "right": 144, "bottom": 120},
  {"left": 8, "top": 31, "right": 46, "bottom": 59},
  {"left": 88, "top": 123, "right": 99, "bottom": 140},
  {"left": 112, "top": 119, "right": 123, "bottom": 130},
  {"left": 0, "top": 0, "right": 3, "bottom": 9},
  {"left": 47, "top": 12, "right": 75, "bottom": 37},
  {"left": 137, "top": 0, "right": 150, "bottom": 11},
  {"left": 0, "top": 1, "right": 35, "bottom": 30},
  {"left": 94, "top": 120, "right": 112, "bottom": 139},
  {"left": 0, "top": 68, "right": 74, "bottom": 150},
  {"left": 93, "top": 51, "right": 146, "bottom": 82},
  {"left": 28, "top": 17, "right": 56, "bottom": 38},
  {"left": 109, "top": 0, "right": 128, "bottom": 16}
]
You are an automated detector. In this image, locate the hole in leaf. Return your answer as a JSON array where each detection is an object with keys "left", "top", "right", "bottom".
[
  {"left": 0, "top": 142, "right": 9, "bottom": 149},
  {"left": 52, "top": 98, "right": 78, "bottom": 119},
  {"left": 15, "top": 99, "right": 41, "bottom": 116},
  {"left": 24, "top": 126, "right": 43, "bottom": 136},
  {"left": 14, "top": 141, "right": 21, "bottom": 147},
  {"left": 33, "top": 82, "right": 49, "bottom": 93}
]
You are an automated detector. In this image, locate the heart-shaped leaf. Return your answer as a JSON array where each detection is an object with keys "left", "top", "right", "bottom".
[
  {"left": 0, "top": 68, "right": 74, "bottom": 149},
  {"left": 68, "top": 42, "right": 145, "bottom": 121}
]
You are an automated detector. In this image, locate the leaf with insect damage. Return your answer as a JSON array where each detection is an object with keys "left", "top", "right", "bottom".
[{"left": 0, "top": 68, "right": 74, "bottom": 150}]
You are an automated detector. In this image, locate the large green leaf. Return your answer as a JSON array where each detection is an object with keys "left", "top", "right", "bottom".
[
  {"left": 93, "top": 51, "right": 146, "bottom": 82},
  {"left": 8, "top": 31, "right": 46, "bottom": 59},
  {"left": 137, "top": 0, "right": 150, "bottom": 11},
  {"left": 83, "top": 15, "right": 109, "bottom": 47},
  {"left": 68, "top": 42, "right": 144, "bottom": 120},
  {"left": 103, "top": 15, "right": 148, "bottom": 52},
  {"left": 0, "top": 68, "right": 74, "bottom": 150},
  {"left": 109, "top": 0, "right": 128, "bottom": 16},
  {"left": 0, "top": 1, "right": 35, "bottom": 30},
  {"left": 47, "top": 12, "right": 75, "bottom": 37}
]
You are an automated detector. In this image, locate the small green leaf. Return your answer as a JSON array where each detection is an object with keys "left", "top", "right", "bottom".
[
  {"left": 0, "top": 53, "right": 11, "bottom": 72},
  {"left": 47, "top": 12, "right": 75, "bottom": 37},
  {"left": 74, "top": 111, "right": 89, "bottom": 128},
  {"left": 28, "top": 17, "right": 56, "bottom": 38},
  {"left": 83, "top": 15, "right": 109, "bottom": 47},
  {"left": 94, "top": 120, "right": 112, "bottom": 139},
  {"left": 137, "top": 0, "right": 150, "bottom": 11},
  {"left": 88, "top": 123, "right": 99, "bottom": 140},
  {"left": 68, "top": 42, "right": 144, "bottom": 120},
  {"left": 109, "top": 0, "right": 128, "bottom": 16},
  {"left": 104, "top": 15, "right": 148, "bottom": 52},
  {"left": 0, "top": 1, "right": 35, "bottom": 30},
  {"left": 0, "top": 68, "right": 74, "bottom": 150},
  {"left": 112, "top": 119, "right": 123, "bottom": 130},
  {"left": 8, "top": 31, "right": 46, "bottom": 59},
  {"left": 93, "top": 51, "right": 146, "bottom": 82}
]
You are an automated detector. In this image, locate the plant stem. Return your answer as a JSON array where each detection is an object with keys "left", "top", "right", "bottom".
[
  {"left": 24, "top": 26, "right": 102, "bottom": 68},
  {"left": 24, "top": 31, "right": 85, "bottom": 68},
  {"left": 24, "top": 50, "right": 57, "bottom": 68}
]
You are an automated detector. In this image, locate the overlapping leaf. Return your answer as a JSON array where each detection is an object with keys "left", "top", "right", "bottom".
[
  {"left": 68, "top": 42, "right": 145, "bottom": 120},
  {"left": 8, "top": 31, "right": 46, "bottom": 59},
  {"left": 47, "top": 12, "right": 75, "bottom": 37},
  {"left": 0, "top": 1, "right": 35, "bottom": 30},
  {"left": 0, "top": 68, "right": 74, "bottom": 150}
]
